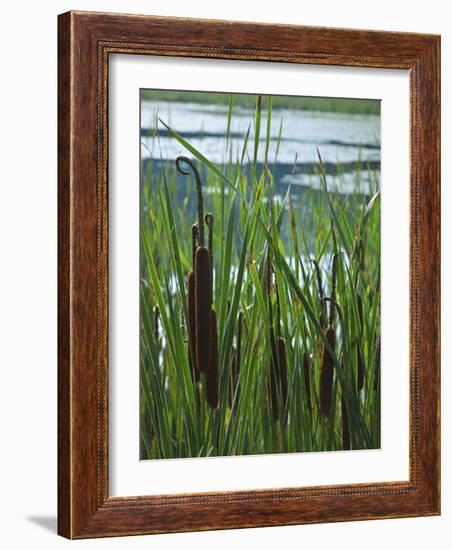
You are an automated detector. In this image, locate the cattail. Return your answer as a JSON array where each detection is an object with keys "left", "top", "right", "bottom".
[
  {"left": 176, "top": 156, "right": 213, "bottom": 374},
  {"left": 341, "top": 394, "right": 351, "bottom": 450},
  {"left": 302, "top": 351, "right": 312, "bottom": 414},
  {"left": 320, "top": 326, "right": 336, "bottom": 416},
  {"left": 195, "top": 246, "right": 212, "bottom": 372},
  {"left": 206, "top": 310, "right": 219, "bottom": 409},
  {"left": 357, "top": 294, "right": 365, "bottom": 391}
]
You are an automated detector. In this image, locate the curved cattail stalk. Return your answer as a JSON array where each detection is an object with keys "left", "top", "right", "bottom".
[
  {"left": 175, "top": 156, "right": 205, "bottom": 246},
  {"left": 319, "top": 325, "right": 336, "bottom": 416},
  {"left": 341, "top": 394, "right": 351, "bottom": 450},
  {"left": 195, "top": 247, "right": 212, "bottom": 373},
  {"left": 206, "top": 310, "right": 219, "bottom": 409},
  {"left": 302, "top": 351, "right": 312, "bottom": 414},
  {"left": 357, "top": 294, "right": 365, "bottom": 391}
]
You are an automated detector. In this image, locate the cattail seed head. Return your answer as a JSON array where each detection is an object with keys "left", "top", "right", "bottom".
[
  {"left": 195, "top": 246, "right": 212, "bottom": 372},
  {"left": 206, "top": 310, "right": 219, "bottom": 409},
  {"left": 320, "top": 326, "right": 336, "bottom": 416}
]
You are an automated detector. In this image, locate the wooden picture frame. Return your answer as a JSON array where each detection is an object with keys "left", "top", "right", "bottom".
[{"left": 58, "top": 10, "right": 440, "bottom": 538}]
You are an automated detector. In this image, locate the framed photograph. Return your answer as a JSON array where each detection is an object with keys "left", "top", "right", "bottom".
[{"left": 58, "top": 11, "right": 440, "bottom": 538}]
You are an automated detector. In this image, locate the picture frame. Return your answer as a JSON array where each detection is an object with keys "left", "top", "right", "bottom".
[{"left": 58, "top": 10, "right": 440, "bottom": 539}]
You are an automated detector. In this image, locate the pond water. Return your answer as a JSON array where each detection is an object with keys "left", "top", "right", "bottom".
[{"left": 141, "top": 100, "right": 380, "bottom": 195}]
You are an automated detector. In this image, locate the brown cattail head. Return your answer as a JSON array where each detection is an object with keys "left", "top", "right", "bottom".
[
  {"left": 302, "top": 351, "right": 312, "bottom": 414},
  {"left": 341, "top": 394, "right": 351, "bottom": 450},
  {"left": 195, "top": 246, "right": 212, "bottom": 372},
  {"left": 206, "top": 310, "right": 219, "bottom": 409},
  {"left": 320, "top": 326, "right": 336, "bottom": 416},
  {"left": 187, "top": 271, "right": 198, "bottom": 381}
]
